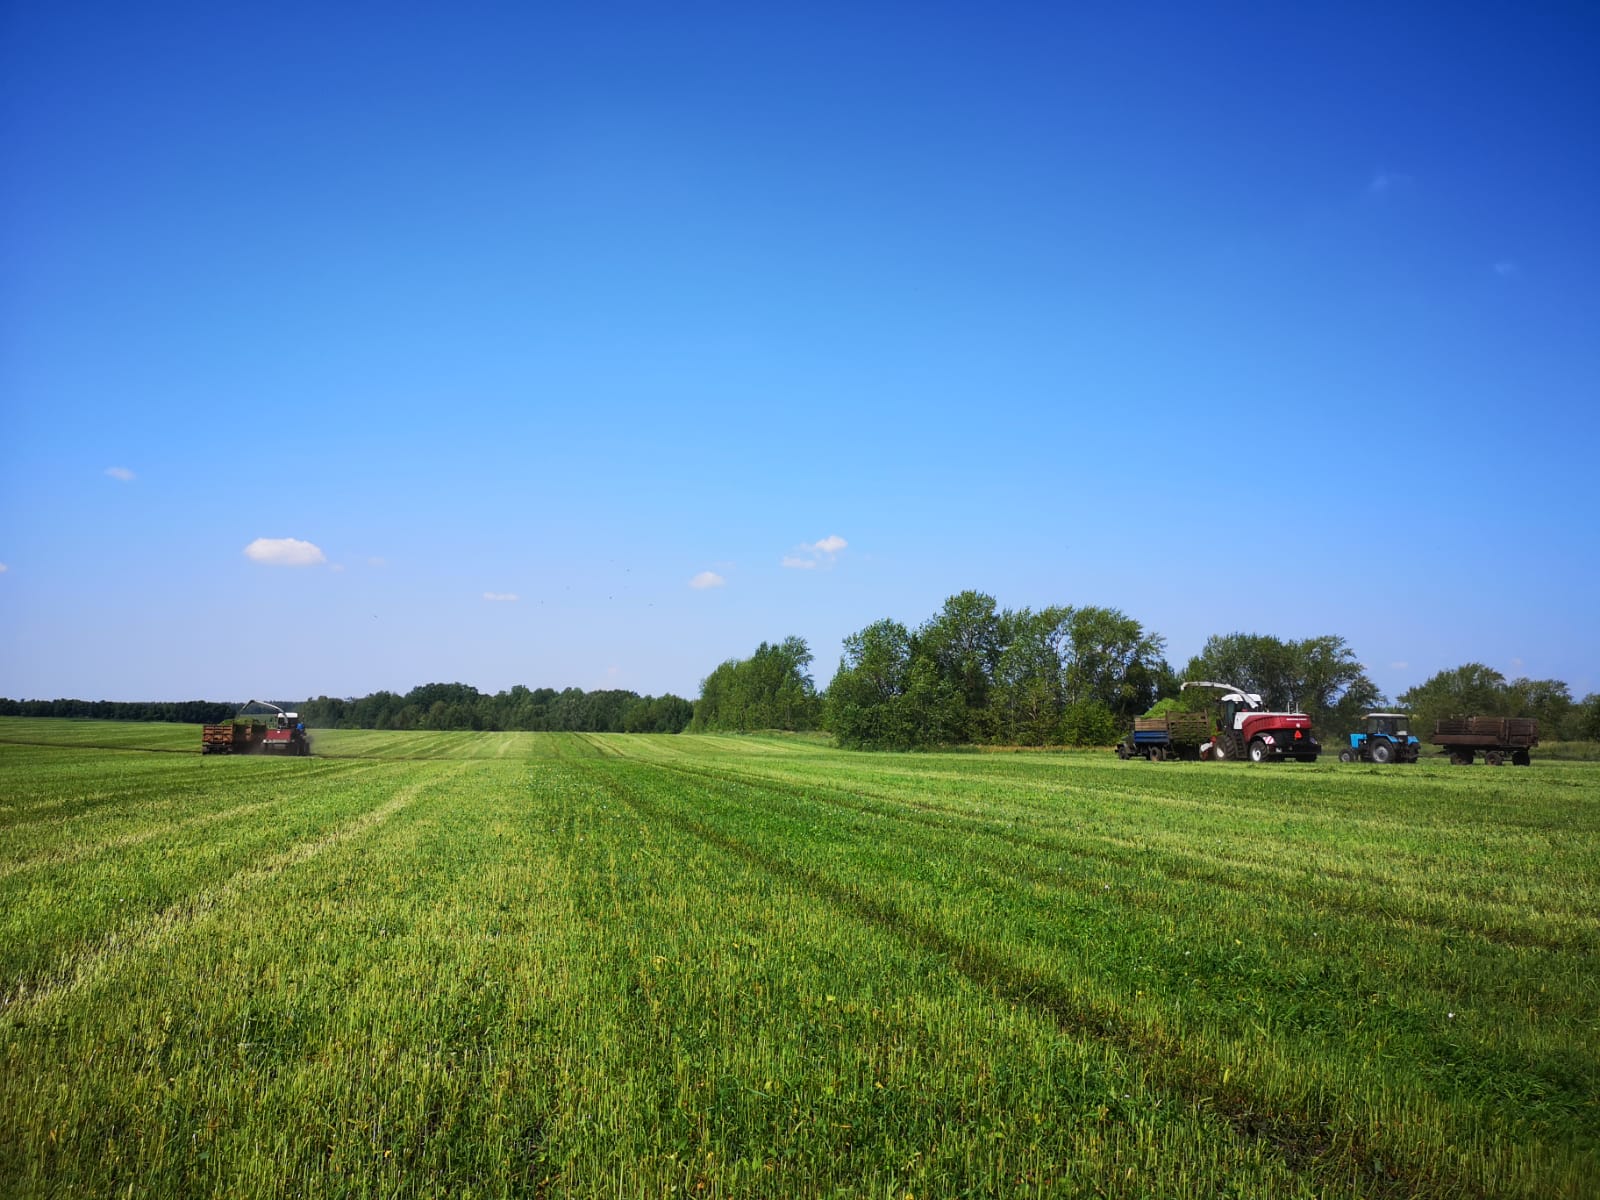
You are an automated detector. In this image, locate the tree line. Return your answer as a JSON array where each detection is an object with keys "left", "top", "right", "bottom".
[
  {"left": 1396, "top": 664, "right": 1598, "bottom": 742},
  {"left": 0, "top": 698, "right": 239, "bottom": 724},
  {"left": 691, "top": 591, "right": 1600, "bottom": 749},
  {"left": 299, "top": 683, "right": 693, "bottom": 733},
  {"left": 0, "top": 684, "right": 695, "bottom": 734},
  {"left": 689, "top": 637, "right": 823, "bottom": 732}
]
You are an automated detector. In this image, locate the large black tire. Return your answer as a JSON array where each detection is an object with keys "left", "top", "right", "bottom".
[
  {"left": 1450, "top": 750, "right": 1473, "bottom": 765},
  {"left": 1513, "top": 750, "right": 1531, "bottom": 766},
  {"left": 1248, "top": 738, "right": 1269, "bottom": 763},
  {"left": 1486, "top": 750, "right": 1505, "bottom": 767},
  {"left": 1149, "top": 745, "right": 1167, "bottom": 763},
  {"left": 1369, "top": 740, "right": 1393, "bottom": 765},
  {"left": 1338, "top": 748, "right": 1355, "bottom": 763}
]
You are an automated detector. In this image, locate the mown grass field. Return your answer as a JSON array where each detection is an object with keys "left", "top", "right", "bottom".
[{"left": 1, "top": 717, "right": 1596, "bottom": 1198}]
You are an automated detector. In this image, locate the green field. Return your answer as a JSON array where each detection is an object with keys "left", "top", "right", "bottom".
[{"left": 2, "top": 718, "right": 1596, "bottom": 1198}]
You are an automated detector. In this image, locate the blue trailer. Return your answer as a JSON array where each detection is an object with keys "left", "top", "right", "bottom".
[{"left": 1117, "top": 711, "right": 1211, "bottom": 761}]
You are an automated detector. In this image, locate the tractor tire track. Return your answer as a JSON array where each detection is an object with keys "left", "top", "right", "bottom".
[
  {"left": 588, "top": 761, "right": 1477, "bottom": 1200},
  {"left": 641, "top": 757, "right": 1592, "bottom": 954},
  {"left": 0, "top": 762, "right": 471, "bottom": 1019}
]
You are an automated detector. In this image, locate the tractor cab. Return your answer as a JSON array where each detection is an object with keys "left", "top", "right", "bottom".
[{"left": 1366, "top": 713, "right": 1409, "bottom": 740}]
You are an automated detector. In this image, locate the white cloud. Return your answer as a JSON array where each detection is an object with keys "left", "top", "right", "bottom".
[
  {"left": 1493, "top": 260, "right": 1519, "bottom": 277},
  {"left": 0, "top": 562, "right": 8, "bottom": 573},
  {"left": 105, "top": 466, "right": 136, "bottom": 482},
  {"left": 483, "top": 592, "right": 519, "bottom": 602},
  {"left": 1366, "top": 171, "right": 1413, "bottom": 198},
  {"left": 1390, "top": 661, "right": 1409, "bottom": 671},
  {"left": 689, "top": 570, "right": 726, "bottom": 589},
  {"left": 783, "top": 534, "right": 849, "bottom": 569},
  {"left": 367, "top": 556, "right": 387, "bottom": 568},
  {"left": 243, "top": 537, "right": 326, "bottom": 567}
]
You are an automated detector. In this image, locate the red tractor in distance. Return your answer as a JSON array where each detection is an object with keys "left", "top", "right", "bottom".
[
  {"left": 1181, "top": 680, "right": 1320, "bottom": 763},
  {"left": 201, "top": 700, "right": 311, "bottom": 756}
]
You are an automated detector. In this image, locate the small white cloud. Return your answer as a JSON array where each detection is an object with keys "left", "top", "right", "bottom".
[
  {"left": 1366, "top": 171, "right": 1413, "bottom": 200},
  {"left": 367, "top": 556, "right": 387, "bottom": 568},
  {"left": 105, "top": 466, "right": 136, "bottom": 482},
  {"left": 483, "top": 592, "right": 519, "bottom": 602},
  {"left": 1493, "top": 260, "right": 1518, "bottom": 277},
  {"left": 1390, "top": 661, "right": 1409, "bottom": 671},
  {"left": 244, "top": 537, "right": 326, "bottom": 567},
  {"left": 329, "top": 563, "right": 346, "bottom": 573},
  {"left": 1510, "top": 657, "right": 1524, "bottom": 671},
  {"left": 689, "top": 571, "right": 726, "bottom": 590},
  {"left": 0, "top": 562, "right": 8, "bottom": 573},
  {"left": 783, "top": 534, "right": 849, "bottom": 569}
]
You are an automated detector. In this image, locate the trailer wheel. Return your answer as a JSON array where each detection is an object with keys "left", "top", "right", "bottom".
[
  {"left": 1149, "top": 745, "right": 1167, "bottom": 763},
  {"left": 1248, "top": 739, "right": 1269, "bottom": 763},
  {"left": 1369, "top": 740, "right": 1393, "bottom": 764},
  {"left": 1512, "top": 750, "right": 1531, "bottom": 766},
  {"left": 1486, "top": 750, "right": 1505, "bottom": 767},
  {"left": 1450, "top": 750, "right": 1473, "bottom": 765}
]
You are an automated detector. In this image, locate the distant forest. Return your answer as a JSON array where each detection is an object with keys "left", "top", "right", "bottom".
[{"left": 0, "top": 683, "right": 695, "bottom": 734}]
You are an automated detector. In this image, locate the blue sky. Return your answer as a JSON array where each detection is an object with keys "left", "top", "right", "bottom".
[{"left": 3, "top": 1, "right": 1597, "bottom": 704}]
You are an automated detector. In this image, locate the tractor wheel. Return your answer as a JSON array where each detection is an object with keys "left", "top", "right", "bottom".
[
  {"left": 1486, "top": 750, "right": 1505, "bottom": 767},
  {"left": 1512, "top": 750, "right": 1531, "bottom": 766},
  {"left": 1338, "top": 748, "right": 1355, "bottom": 763},
  {"left": 1248, "top": 738, "right": 1269, "bottom": 763},
  {"left": 1369, "top": 740, "right": 1393, "bottom": 765}
]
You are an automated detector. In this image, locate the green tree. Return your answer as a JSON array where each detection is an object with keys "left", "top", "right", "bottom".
[
  {"left": 1396, "top": 664, "right": 1509, "bottom": 733},
  {"left": 917, "top": 592, "right": 1004, "bottom": 741},
  {"left": 691, "top": 637, "right": 820, "bottom": 732},
  {"left": 1063, "top": 606, "right": 1170, "bottom": 717},
  {"left": 1503, "top": 677, "right": 1574, "bottom": 734},
  {"left": 993, "top": 606, "right": 1071, "bottom": 745}
]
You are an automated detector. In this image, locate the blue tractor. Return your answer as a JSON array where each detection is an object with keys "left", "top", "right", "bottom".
[{"left": 1339, "top": 712, "right": 1421, "bottom": 764}]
